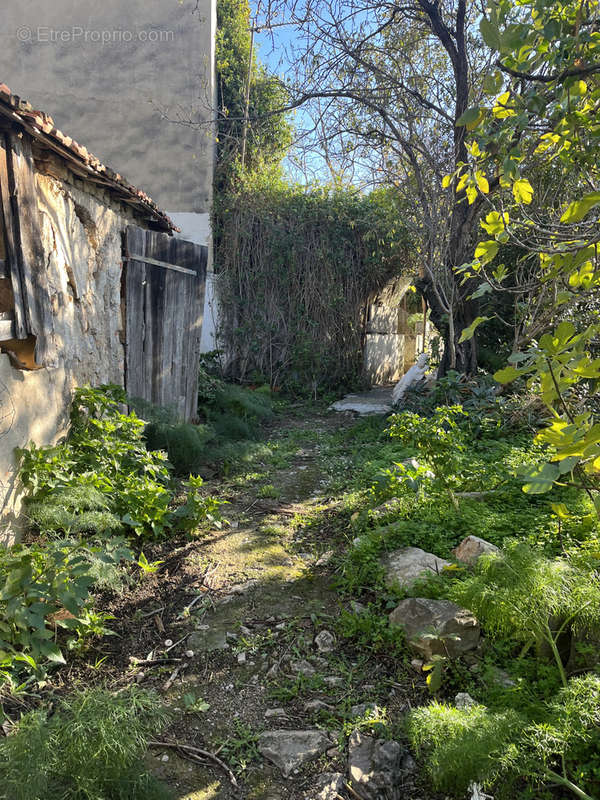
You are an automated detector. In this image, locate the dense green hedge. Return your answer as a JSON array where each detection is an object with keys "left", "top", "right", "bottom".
[{"left": 215, "top": 175, "right": 415, "bottom": 395}]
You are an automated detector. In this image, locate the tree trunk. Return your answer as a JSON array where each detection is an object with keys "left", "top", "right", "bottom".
[{"left": 416, "top": 272, "right": 479, "bottom": 377}]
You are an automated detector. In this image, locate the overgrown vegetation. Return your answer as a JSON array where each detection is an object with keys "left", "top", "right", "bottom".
[
  {"left": 213, "top": 0, "right": 415, "bottom": 395},
  {"left": 216, "top": 177, "right": 414, "bottom": 393},
  {"left": 19, "top": 385, "right": 223, "bottom": 539},
  {"left": 138, "top": 362, "right": 274, "bottom": 473},
  {"left": 1, "top": 385, "right": 226, "bottom": 681},
  {"left": 320, "top": 389, "right": 600, "bottom": 799},
  {"left": 0, "top": 688, "right": 172, "bottom": 800}
]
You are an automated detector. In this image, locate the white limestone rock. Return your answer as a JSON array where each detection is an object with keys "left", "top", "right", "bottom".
[
  {"left": 389, "top": 597, "right": 480, "bottom": 658},
  {"left": 382, "top": 547, "right": 450, "bottom": 590},
  {"left": 452, "top": 535, "right": 499, "bottom": 566}
]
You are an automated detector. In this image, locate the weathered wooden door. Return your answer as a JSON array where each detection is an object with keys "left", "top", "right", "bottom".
[{"left": 123, "top": 226, "right": 207, "bottom": 421}]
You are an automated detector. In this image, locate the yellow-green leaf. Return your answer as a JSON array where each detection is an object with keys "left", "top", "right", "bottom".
[
  {"left": 513, "top": 178, "right": 534, "bottom": 205},
  {"left": 481, "top": 211, "right": 509, "bottom": 236},
  {"left": 494, "top": 365, "right": 525, "bottom": 384},
  {"left": 475, "top": 172, "right": 490, "bottom": 194},
  {"left": 560, "top": 191, "right": 600, "bottom": 223},
  {"left": 459, "top": 316, "right": 490, "bottom": 343},
  {"left": 475, "top": 240, "right": 499, "bottom": 263}
]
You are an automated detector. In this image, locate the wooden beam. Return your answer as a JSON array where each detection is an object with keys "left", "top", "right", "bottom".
[
  {"left": 128, "top": 253, "right": 197, "bottom": 277},
  {"left": 8, "top": 131, "right": 54, "bottom": 365},
  {"left": 0, "top": 131, "right": 27, "bottom": 338}
]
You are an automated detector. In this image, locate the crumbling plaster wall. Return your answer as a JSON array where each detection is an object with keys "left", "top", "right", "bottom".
[{"left": 0, "top": 167, "right": 136, "bottom": 540}]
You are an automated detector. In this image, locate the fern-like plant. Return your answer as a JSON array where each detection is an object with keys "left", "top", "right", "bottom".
[
  {"left": 408, "top": 701, "right": 523, "bottom": 794},
  {"left": 409, "top": 675, "right": 600, "bottom": 800},
  {"left": 0, "top": 688, "right": 172, "bottom": 800},
  {"left": 449, "top": 541, "right": 600, "bottom": 686}
]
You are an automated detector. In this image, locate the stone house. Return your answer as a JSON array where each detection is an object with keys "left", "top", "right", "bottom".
[{"left": 0, "top": 85, "right": 207, "bottom": 539}]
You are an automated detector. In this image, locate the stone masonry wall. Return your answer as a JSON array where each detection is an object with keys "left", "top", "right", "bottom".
[{"left": 0, "top": 166, "right": 137, "bottom": 541}]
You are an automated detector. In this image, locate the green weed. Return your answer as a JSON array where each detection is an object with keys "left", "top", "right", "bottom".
[{"left": 0, "top": 687, "right": 172, "bottom": 800}]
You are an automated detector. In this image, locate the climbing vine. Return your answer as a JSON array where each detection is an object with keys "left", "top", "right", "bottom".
[{"left": 215, "top": 174, "right": 415, "bottom": 395}]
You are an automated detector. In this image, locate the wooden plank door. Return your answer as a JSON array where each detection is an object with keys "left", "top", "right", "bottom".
[{"left": 123, "top": 226, "right": 207, "bottom": 421}]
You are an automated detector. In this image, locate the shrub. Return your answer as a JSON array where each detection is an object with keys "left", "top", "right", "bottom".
[
  {"left": 144, "top": 422, "right": 216, "bottom": 475},
  {"left": 387, "top": 406, "right": 468, "bottom": 508},
  {"left": 0, "top": 688, "right": 172, "bottom": 800},
  {"left": 408, "top": 701, "right": 523, "bottom": 794},
  {"left": 409, "top": 676, "right": 600, "bottom": 800},
  {"left": 18, "top": 385, "right": 223, "bottom": 539},
  {"left": 0, "top": 538, "right": 130, "bottom": 679},
  {"left": 205, "top": 383, "right": 273, "bottom": 440},
  {"left": 450, "top": 541, "right": 600, "bottom": 687},
  {"left": 216, "top": 177, "right": 414, "bottom": 394}
]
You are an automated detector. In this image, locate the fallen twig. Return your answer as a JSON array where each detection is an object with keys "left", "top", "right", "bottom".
[
  {"left": 129, "top": 656, "right": 182, "bottom": 667},
  {"left": 345, "top": 783, "right": 365, "bottom": 800},
  {"left": 178, "top": 592, "right": 206, "bottom": 619},
  {"left": 163, "top": 663, "right": 184, "bottom": 691},
  {"left": 242, "top": 498, "right": 259, "bottom": 514},
  {"left": 150, "top": 740, "right": 238, "bottom": 788},
  {"left": 139, "top": 606, "right": 165, "bottom": 618},
  {"left": 165, "top": 633, "right": 190, "bottom": 653}
]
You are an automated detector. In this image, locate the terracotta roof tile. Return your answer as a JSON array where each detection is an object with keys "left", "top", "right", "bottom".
[{"left": 0, "top": 83, "right": 177, "bottom": 232}]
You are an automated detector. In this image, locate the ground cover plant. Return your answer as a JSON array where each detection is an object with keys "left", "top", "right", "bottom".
[
  {"left": 18, "top": 386, "right": 224, "bottom": 538},
  {"left": 0, "top": 687, "right": 172, "bottom": 800},
  {"left": 2, "top": 385, "right": 224, "bottom": 681},
  {"left": 138, "top": 362, "right": 274, "bottom": 475},
  {"left": 1, "top": 392, "right": 598, "bottom": 799},
  {"left": 19, "top": 384, "right": 223, "bottom": 539},
  {"left": 319, "top": 396, "right": 600, "bottom": 799}
]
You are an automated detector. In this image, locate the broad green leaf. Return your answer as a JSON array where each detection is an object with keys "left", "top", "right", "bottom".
[
  {"left": 470, "top": 282, "right": 493, "bottom": 299},
  {"left": 459, "top": 316, "right": 490, "bottom": 343},
  {"left": 501, "top": 23, "right": 528, "bottom": 49},
  {"left": 522, "top": 462, "right": 560, "bottom": 494},
  {"left": 513, "top": 179, "right": 534, "bottom": 205},
  {"left": 40, "top": 642, "right": 67, "bottom": 664},
  {"left": 475, "top": 240, "right": 499, "bottom": 263},
  {"left": 456, "top": 107, "right": 482, "bottom": 127},
  {"left": 560, "top": 191, "right": 600, "bottom": 223},
  {"left": 494, "top": 365, "right": 525, "bottom": 383},
  {"left": 557, "top": 456, "right": 581, "bottom": 474},
  {"left": 480, "top": 18, "right": 502, "bottom": 50},
  {"left": 483, "top": 70, "right": 503, "bottom": 94},
  {"left": 425, "top": 664, "right": 443, "bottom": 692},
  {"left": 569, "top": 80, "right": 588, "bottom": 96}
]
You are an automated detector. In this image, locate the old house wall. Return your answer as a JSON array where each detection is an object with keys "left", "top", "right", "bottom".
[{"left": 0, "top": 164, "right": 137, "bottom": 541}]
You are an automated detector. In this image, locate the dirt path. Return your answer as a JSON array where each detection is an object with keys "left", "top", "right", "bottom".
[{"left": 94, "top": 409, "right": 429, "bottom": 800}]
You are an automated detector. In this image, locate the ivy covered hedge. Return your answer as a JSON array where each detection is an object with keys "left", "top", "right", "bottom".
[{"left": 215, "top": 174, "right": 415, "bottom": 395}]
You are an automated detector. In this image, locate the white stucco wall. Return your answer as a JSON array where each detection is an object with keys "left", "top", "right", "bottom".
[
  {"left": 0, "top": 0, "right": 216, "bottom": 216},
  {"left": 0, "top": 168, "right": 136, "bottom": 539}
]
